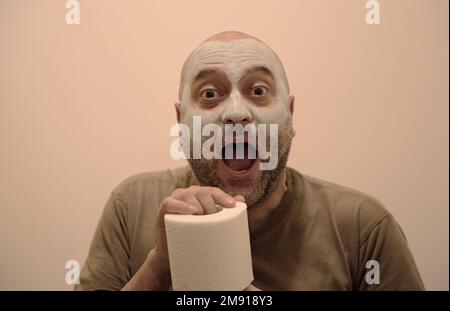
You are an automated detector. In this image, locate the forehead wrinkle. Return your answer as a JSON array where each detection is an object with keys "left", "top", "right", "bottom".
[
  {"left": 195, "top": 52, "right": 263, "bottom": 67},
  {"left": 191, "top": 39, "right": 273, "bottom": 68}
]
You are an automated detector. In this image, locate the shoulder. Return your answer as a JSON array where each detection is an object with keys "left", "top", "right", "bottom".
[
  {"left": 288, "top": 167, "right": 391, "bottom": 238},
  {"left": 110, "top": 166, "right": 194, "bottom": 206}
]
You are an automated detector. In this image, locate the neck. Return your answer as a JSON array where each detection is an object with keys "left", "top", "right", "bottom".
[{"left": 247, "top": 169, "right": 288, "bottom": 235}]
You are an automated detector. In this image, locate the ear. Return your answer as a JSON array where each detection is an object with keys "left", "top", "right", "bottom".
[
  {"left": 174, "top": 102, "right": 182, "bottom": 123},
  {"left": 289, "top": 95, "right": 295, "bottom": 115},
  {"left": 288, "top": 95, "right": 296, "bottom": 137}
]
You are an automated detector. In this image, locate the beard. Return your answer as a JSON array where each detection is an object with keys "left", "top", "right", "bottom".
[{"left": 187, "top": 118, "right": 294, "bottom": 207}]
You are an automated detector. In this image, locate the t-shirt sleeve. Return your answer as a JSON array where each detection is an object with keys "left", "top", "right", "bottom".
[
  {"left": 357, "top": 212, "right": 425, "bottom": 290},
  {"left": 74, "top": 190, "right": 131, "bottom": 291}
]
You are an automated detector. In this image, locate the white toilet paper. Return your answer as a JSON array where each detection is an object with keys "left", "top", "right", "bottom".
[{"left": 164, "top": 201, "right": 254, "bottom": 291}]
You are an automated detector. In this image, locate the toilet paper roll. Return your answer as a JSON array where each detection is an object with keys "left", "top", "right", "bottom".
[{"left": 164, "top": 201, "right": 253, "bottom": 291}]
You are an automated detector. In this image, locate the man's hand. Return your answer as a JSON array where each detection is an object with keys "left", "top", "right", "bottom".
[
  {"left": 244, "top": 284, "right": 262, "bottom": 291},
  {"left": 122, "top": 186, "right": 244, "bottom": 291},
  {"left": 154, "top": 186, "right": 244, "bottom": 264}
]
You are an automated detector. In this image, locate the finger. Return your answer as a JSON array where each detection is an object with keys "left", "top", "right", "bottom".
[
  {"left": 195, "top": 191, "right": 221, "bottom": 215},
  {"left": 234, "top": 195, "right": 245, "bottom": 203},
  {"left": 157, "top": 197, "right": 199, "bottom": 225},
  {"left": 172, "top": 191, "right": 203, "bottom": 214},
  {"left": 209, "top": 188, "right": 236, "bottom": 207}
]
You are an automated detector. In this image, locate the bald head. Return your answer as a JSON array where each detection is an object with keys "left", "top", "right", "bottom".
[
  {"left": 203, "top": 31, "right": 261, "bottom": 43},
  {"left": 178, "top": 31, "right": 290, "bottom": 101}
]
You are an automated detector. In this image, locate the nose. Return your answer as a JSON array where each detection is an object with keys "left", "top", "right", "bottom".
[{"left": 221, "top": 91, "right": 253, "bottom": 125}]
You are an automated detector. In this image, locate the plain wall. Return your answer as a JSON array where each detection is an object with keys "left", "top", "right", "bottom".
[{"left": 0, "top": 0, "right": 448, "bottom": 290}]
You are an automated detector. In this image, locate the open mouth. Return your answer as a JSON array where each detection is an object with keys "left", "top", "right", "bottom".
[{"left": 221, "top": 142, "right": 258, "bottom": 174}]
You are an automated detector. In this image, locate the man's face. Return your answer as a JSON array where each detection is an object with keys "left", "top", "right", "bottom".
[{"left": 177, "top": 38, "right": 294, "bottom": 206}]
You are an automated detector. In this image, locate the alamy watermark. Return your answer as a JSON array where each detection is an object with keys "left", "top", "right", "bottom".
[
  {"left": 65, "top": 259, "right": 80, "bottom": 285},
  {"left": 64, "top": 2, "right": 379, "bottom": 27},
  {"left": 169, "top": 116, "right": 279, "bottom": 170},
  {"left": 365, "top": 0, "right": 380, "bottom": 25},
  {"left": 365, "top": 259, "right": 380, "bottom": 285},
  {"left": 64, "top": 258, "right": 380, "bottom": 286},
  {"left": 65, "top": 0, "right": 80, "bottom": 25}
]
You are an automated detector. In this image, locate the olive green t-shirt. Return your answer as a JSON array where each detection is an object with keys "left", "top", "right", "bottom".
[{"left": 75, "top": 166, "right": 424, "bottom": 291}]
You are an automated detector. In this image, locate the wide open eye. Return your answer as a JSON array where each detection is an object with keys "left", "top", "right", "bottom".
[
  {"left": 249, "top": 85, "right": 268, "bottom": 97},
  {"left": 200, "top": 88, "right": 220, "bottom": 101}
]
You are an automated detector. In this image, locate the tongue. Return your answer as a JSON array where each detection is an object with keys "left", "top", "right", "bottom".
[{"left": 224, "top": 158, "right": 254, "bottom": 171}]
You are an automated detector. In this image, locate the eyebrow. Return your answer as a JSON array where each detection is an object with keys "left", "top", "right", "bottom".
[
  {"left": 193, "top": 68, "right": 224, "bottom": 83},
  {"left": 244, "top": 65, "right": 274, "bottom": 80}
]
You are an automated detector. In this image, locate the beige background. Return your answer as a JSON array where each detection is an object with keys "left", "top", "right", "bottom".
[{"left": 0, "top": 0, "right": 448, "bottom": 290}]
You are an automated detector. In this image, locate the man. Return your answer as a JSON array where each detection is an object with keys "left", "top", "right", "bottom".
[{"left": 75, "top": 31, "right": 424, "bottom": 291}]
